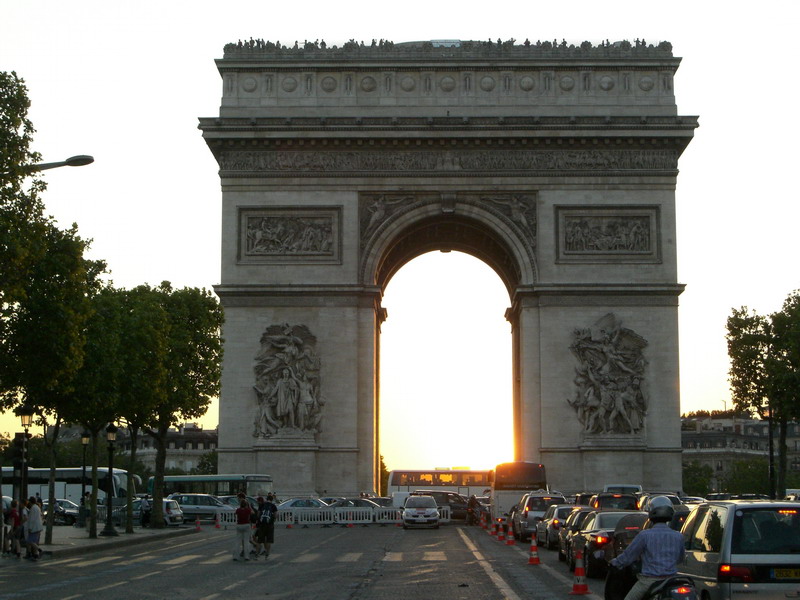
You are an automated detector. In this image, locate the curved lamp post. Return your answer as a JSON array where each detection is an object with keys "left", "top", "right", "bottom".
[
  {"left": 99, "top": 423, "right": 118, "bottom": 537},
  {"left": 1, "top": 154, "right": 94, "bottom": 176},
  {"left": 17, "top": 405, "right": 34, "bottom": 500}
]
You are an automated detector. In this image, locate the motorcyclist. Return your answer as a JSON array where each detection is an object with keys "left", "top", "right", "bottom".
[
  {"left": 609, "top": 496, "right": 685, "bottom": 600},
  {"left": 467, "top": 495, "right": 480, "bottom": 525}
]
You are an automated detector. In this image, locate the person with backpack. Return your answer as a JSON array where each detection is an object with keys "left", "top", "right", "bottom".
[{"left": 250, "top": 494, "right": 278, "bottom": 560}]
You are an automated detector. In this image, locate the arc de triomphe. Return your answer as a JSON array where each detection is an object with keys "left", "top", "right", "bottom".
[{"left": 200, "top": 39, "right": 697, "bottom": 496}]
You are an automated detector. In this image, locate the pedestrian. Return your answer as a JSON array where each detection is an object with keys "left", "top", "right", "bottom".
[
  {"left": 25, "top": 496, "right": 43, "bottom": 561},
  {"left": 232, "top": 497, "right": 253, "bottom": 561},
  {"left": 140, "top": 496, "right": 151, "bottom": 528},
  {"left": 5, "top": 500, "right": 21, "bottom": 558},
  {"left": 250, "top": 494, "right": 278, "bottom": 560}
]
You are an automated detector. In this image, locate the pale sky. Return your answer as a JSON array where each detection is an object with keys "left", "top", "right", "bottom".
[{"left": 2, "top": 1, "right": 798, "bottom": 471}]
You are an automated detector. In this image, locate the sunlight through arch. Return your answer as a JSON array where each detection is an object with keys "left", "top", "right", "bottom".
[{"left": 379, "top": 251, "right": 513, "bottom": 472}]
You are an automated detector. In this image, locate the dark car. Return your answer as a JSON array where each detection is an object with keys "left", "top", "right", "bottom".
[
  {"left": 558, "top": 506, "right": 594, "bottom": 563},
  {"left": 410, "top": 490, "right": 468, "bottom": 519},
  {"left": 573, "top": 492, "right": 595, "bottom": 506},
  {"left": 510, "top": 492, "right": 567, "bottom": 541},
  {"left": 535, "top": 504, "right": 575, "bottom": 549},
  {"left": 589, "top": 493, "right": 639, "bottom": 511},
  {"left": 570, "top": 510, "right": 643, "bottom": 578}
]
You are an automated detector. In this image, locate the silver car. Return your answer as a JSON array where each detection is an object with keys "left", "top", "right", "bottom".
[
  {"left": 535, "top": 504, "right": 574, "bottom": 549},
  {"left": 168, "top": 493, "right": 233, "bottom": 522},
  {"left": 511, "top": 492, "right": 566, "bottom": 541},
  {"left": 679, "top": 500, "right": 800, "bottom": 600}
]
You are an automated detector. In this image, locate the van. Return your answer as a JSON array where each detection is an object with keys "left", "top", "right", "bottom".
[
  {"left": 602, "top": 483, "right": 642, "bottom": 495},
  {"left": 679, "top": 499, "right": 800, "bottom": 600}
]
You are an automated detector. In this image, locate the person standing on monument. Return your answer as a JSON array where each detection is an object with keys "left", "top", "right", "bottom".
[{"left": 271, "top": 368, "right": 299, "bottom": 428}]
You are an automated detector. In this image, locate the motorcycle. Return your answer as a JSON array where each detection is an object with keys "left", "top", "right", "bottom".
[{"left": 605, "top": 565, "right": 697, "bottom": 600}]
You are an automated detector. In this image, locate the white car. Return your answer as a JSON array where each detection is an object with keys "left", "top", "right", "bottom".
[{"left": 402, "top": 495, "right": 440, "bottom": 529}]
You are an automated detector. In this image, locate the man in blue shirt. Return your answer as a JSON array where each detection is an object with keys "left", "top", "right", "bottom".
[{"left": 610, "top": 496, "right": 685, "bottom": 600}]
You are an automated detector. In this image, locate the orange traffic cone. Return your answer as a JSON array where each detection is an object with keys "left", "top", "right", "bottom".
[
  {"left": 195, "top": 516, "right": 201, "bottom": 532},
  {"left": 480, "top": 513, "right": 486, "bottom": 529},
  {"left": 489, "top": 521, "right": 497, "bottom": 537},
  {"left": 569, "top": 549, "right": 590, "bottom": 595},
  {"left": 497, "top": 522, "right": 505, "bottom": 542},
  {"left": 528, "top": 539, "right": 540, "bottom": 565},
  {"left": 505, "top": 524, "right": 516, "bottom": 546}
]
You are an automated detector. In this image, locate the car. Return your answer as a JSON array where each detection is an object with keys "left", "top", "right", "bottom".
[
  {"left": 319, "top": 496, "right": 346, "bottom": 505},
  {"left": 277, "top": 497, "right": 329, "bottom": 509},
  {"left": 589, "top": 493, "right": 639, "bottom": 510},
  {"left": 136, "top": 498, "right": 184, "bottom": 527},
  {"left": 558, "top": 506, "right": 594, "bottom": 563},
  {"left": 678, "top": 499, "right": 800, "bottom": 600},
  {"left": 680, "top": 495, "right": 706, "bottom": 505},
  {"left": 410, "top": 490, "right": 468, "bottom": 519},
  {"left": 569, "top": 510, "right": 643, "bottom": 578},
  {"left": 573, "top": 492, "right": 595, "bottom": 506},
  {"left": 535, "top": 504, "right": 574, "bottom": 549},
  {"left": 326, "top": 498, "right": 380, "bottom": 509},
  {"left": 168, "top": 493, "right": 233, "bottom": 522},
  {"left": 510, "top": 491, "right": 566, "bottom": 541},
  {"left": 705, "top": 492, "right": 732, "bottom": 500},
  {"left": 370, "top": 497, "right": 394, "bottom": 507},
  {"left": 53, "top": 499, "right": 80, "bottom": 525},
  {"left": 402, "top": 495, "right": 439, "bottom": 529},
  {"left": 217, "top": 495, "right": 259, "bottom": 511},
  {"left": 636, "top": 492, "right": 683, "bottom": 512}
]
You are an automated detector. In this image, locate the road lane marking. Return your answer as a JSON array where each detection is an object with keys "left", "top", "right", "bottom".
[
  {"left": 510, "top": 540, "right": 603, "bottom": 600},
  {"left": 94, "top": 581, "right": 126, "bottom": 592},
  {"left": 458, "top": 529, "right": 521, "bottom": 600},
  {"left": 200, "top": 555, "right": 232, "bottom": 564},
  {"left": 161, "top": 554, "right": 200, "bottom": 565},
  {"left": 383, "top": 552, "right": 402, "bottom": 561},
  {"left": 291, "top": 553, "right": 321, "bottom": 562},
  {"left": 69, "top": 556, "right": 123, "bottom": 567},
  {"left": 422, "top": 551, "right": 447, "bottom": 561},
  {"left": 336, "top": 552, "right": 362, "bottom": 562}
]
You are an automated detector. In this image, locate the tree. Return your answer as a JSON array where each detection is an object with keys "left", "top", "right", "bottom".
[
  {"left": 144, "top": 283, "right": 223, "bottom": 527},
  {"left": 723, "top": 458, "right": 770, "bottom": 495},
  {"left": 379, "top": 455, "right": 389, "bottom": 497},
  {"left": 682, "top": 461, "right": 713, "bottom": 497},
  {"left": 193, "top": 450, "right": 218, "bottom": 475},
  {"left": 727, "top": 291, "right": 800, "bottom": 498}
]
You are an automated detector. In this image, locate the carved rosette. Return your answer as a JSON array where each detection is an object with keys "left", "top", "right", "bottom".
[
  {"left": 253, "top": 324, "right": 323, "bottom": 439},
  {"left": 568, "top": 314, "right": 648, "bottom": 435}
]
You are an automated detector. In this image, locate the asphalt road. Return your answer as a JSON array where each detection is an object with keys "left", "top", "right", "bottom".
[{"left": 0, "top": 524, "right": 605, "bottom": 600}]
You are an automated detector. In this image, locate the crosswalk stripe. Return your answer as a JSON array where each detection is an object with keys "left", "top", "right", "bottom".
[
  {"left": 422, "top": 551, "right": 447, "bottom": 561},
  {"left": 291, "top": 553, "right": 321, "bottom": 563},
  {"left": 336, "top": 553, "right": 362, "bottom": 562},
  {"left": 200, "top": 555, "right": 232, "bottom": 564},
  {"left": 69, "top": 556, "right": 123, "bottom": 567},
  {"left": 162, "top": 554, "right": 200, "bottom": 565},
  {"left": 383, "top": 552, "right": 402, "bottom": 561}
]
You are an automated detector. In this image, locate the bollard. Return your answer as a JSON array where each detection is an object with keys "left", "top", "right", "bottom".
[
  {"left": 527, "top": 538, "right": 540, "bottom": 565},
  {"left": 569, "top": 549, "right": 590, "bottom": 595}
]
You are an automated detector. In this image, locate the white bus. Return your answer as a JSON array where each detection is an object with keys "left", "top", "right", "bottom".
[
  {"left": 387, "top": 469, "right": 491, "bottom": 497},
  {"left": 1, "top": 466, "right": 139, "bottom": 504},
  {"left": 146, "top": 474, "right": 273, "bottom": 498}
]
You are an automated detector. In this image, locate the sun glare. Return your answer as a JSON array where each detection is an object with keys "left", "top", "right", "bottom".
[{"left": 379, "top": 251, "right": 513, "bottom": 471}]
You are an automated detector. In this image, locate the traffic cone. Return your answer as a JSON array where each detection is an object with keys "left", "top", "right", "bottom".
[
  {"left": 195, "top": 516, "right": 201, "bottom": 532},
  {"left": 569, "top": 549, "right": 590, "bottom": 595},
  {"left": 497, "top": 522, "right": 505, "bottom": 542},
  {"left": 490, "top": 521, "right": 497, "bottom": 537},
  {"left": 215, "top": 513, "right": 221, "bottom": 529},
  {"left": 527, "top": 539, "right": 540, "bottom": 565},
  {"left": 480, "top": 513, "right": 486, "bottom": 529},
  {"left": 505, "top": 524, "right": 516, "bottom": 545}
]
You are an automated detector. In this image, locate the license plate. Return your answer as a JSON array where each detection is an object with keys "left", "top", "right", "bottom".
[{"left": 773, "top": 568, "right": 800, "bottom": 579}]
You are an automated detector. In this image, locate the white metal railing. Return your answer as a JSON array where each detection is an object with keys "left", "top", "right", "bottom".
[
  {"left": 334, "top": 507, "right": 373, "bottom": 525},
  {"left": 375, "top": 507, "right": 402, "bottom": 525}
]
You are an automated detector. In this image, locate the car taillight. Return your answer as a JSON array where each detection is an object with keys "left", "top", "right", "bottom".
[
  {"left": 553, "top": 519, "right": 560, "bottom": 528},
  {"left": 673, "top": 586, "right": 692, "bottom": 595},
  {"left": 718, "top": 564, "right": 754, "bottom": 583},
  {"left": 595, "top": 535, "right": 610, "bottom": 545}
]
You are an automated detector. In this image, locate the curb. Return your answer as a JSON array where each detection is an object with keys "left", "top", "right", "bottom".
[{"left": 41, "top": 527, "right": 197, "bottom": 559}]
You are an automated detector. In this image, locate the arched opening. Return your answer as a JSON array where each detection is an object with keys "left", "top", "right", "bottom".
[{"left": 379, "top": 250, "right": 514, "bottom": 471}]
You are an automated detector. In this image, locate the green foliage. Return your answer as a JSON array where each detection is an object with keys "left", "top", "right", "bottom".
[
  {"left": 379, "top": 455, "right": 389, "bottom": 496},
  {"left": 682, "top": 461, "right": 714, "bottom": 497},
  {"left": 192, "top": 450, "right": 218, "bottom": 475},
  {"left": 722, "top": 458, "right": 770, "bottom": 495}
]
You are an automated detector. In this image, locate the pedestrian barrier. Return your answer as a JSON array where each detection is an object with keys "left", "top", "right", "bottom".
[
  {"left": 375, "top": 508, "right": 402, "bottom": 525},
  {"left": 218, "top": 511, "right": 238, "bottom": 529},
  {"left": 527, "top": 539, "right": 540, "bottom": 565},
  {"left": 297, "top": 508, "right": 336, "bottom": 527},
  {"left": 569, "top": 549, "right": 590, "bottom": 595}
]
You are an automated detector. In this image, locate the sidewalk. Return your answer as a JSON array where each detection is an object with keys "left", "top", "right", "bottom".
[{"left": 21, "top": 523, "right": 197, "bottom": 560}]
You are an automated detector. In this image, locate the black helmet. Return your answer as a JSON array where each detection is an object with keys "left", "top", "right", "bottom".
[{"left": 648, "top": 496, "right": 675, "bottom": 522}]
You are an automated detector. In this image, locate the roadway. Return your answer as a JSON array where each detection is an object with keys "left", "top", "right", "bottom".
[{"left": 0, "top": 523, "right": 606, "bottom": 600}]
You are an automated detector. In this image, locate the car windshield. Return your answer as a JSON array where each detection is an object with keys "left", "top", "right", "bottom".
[
  {"left": 597, "top": 495, "right": 638, "bottom": 510},
  {"left": 595, "top": 513, "right": 630, "bottom": 529},
  {"left": 732, "top": 507, "right": 800, "bottom": 554},
  {"left": 406, "top": 497, "right": 436, "bottom": 508},
  {"left": 527, "top": 496, "right": 565, "bottom": 511}
]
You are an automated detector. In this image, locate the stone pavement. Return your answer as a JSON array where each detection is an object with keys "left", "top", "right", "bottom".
[{"left": 16, "top": 523, "right": 196, "bottom": 560}]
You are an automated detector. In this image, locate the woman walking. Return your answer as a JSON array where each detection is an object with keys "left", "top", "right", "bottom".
[{"left": 232, "top": 497, "right": 253, "bottom": 561}]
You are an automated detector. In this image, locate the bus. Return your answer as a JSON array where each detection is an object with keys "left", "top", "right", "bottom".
[
  {"left": 1, "top": 467, "right": 139, "bottom": 504},
  {"left": 387, "top": 469, "right": 491, "bottom": 497},
  {"left": 146, "top": 474, "right": 273, "bottom": 498},
  {"left": 489, "top": 461, "right": 548, "bottom": 522}
]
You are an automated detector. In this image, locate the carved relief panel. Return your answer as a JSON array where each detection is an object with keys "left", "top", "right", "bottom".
[
  {"left": 238, "top": 207, "right": 341, "bottom": 264},
  {"left": 556, "top": 206, "right": 660, "bottom": 263}
]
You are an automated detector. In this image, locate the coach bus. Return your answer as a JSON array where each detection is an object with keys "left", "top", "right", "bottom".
[
  {"left": 386, "top": 469, "right": 491, "bottom": 497},
  {"left": 489, "top": 461, "right": 548, "bottom": 522},
  {"left": 1, "top": 466, "right": 138, "bottom": 504},
  {"left": 146, "top": 474, "right": 273, "bottom": 498}
]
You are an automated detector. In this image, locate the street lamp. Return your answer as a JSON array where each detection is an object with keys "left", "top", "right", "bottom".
[
  {"left": 99, "top": 423, "right": 118, "bottom": 537},
  {"left": 79, "top": 430, "right": 90, "bottom": 527},
  {"left": 0, "top": 154, "right": 94, "bottom": 176},
  {"left": 17, "top": 405, "right": 34, "bottom": 500}
]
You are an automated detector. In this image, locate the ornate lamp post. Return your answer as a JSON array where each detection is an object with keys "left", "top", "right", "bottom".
[
  {"left": 99, "top": 423, "right": 118, "bottom": 537},
  {"left": 79, "top": 430, "right": 90, "bottom": 527},
  {"left": 17, "top": 405, "right": 34, "bottom": 500}
]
